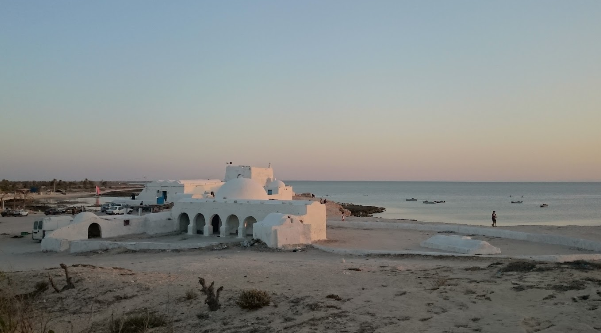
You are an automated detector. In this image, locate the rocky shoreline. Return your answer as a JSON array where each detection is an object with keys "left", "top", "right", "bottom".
[
  {"left": 340, "top": 203, "right": 386, "bottom": 217},
  {"left": 294, "top": 192, "right": 386, "bottom": 218}
]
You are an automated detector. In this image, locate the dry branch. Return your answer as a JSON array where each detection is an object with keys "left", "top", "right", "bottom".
[
  {"left": 198, "top": 277, "right": 223, "bottom": 311},
  {"left": 60, "top": 263, "right": 75, "bottom": 291},
  {"left": 48, "top": 273, "right": 60, "bottom": 293},
  {"left": 47, "top": 263, "right": 75, "bottom": 293}
]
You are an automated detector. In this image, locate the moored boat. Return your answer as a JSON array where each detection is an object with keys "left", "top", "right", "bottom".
[
  {"left": 540, "top": 203, "right": 548, "bottom": 208},
  {"left": 406, "top": 198, "right": 417, "bottom": 201}
]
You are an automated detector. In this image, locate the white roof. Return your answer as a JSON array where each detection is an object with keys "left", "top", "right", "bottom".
[
  {"left": 149, "top": 179, "right": 222, "bottom": 186},
  {"left": 267, "top": 179, "right": 285, "bottom": 189},
  {"left": 215, "top": 178, "right": 269, "bottom": 200}
]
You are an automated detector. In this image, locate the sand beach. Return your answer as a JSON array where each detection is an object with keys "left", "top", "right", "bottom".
[{"left": 1, "top": 212, "right": 601, "bottom": 333}]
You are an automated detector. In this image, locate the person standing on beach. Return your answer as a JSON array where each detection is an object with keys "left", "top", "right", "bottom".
[{"left": 491, "top": 211, "right": 497, "bottom": 227}]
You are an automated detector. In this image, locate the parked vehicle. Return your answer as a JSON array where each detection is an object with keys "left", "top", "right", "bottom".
[
  {"left": 14, "top": 209, "right": 29, "bottom": 216},
  {"left": 32, "top": 216, "right": 74, "bottom": 241},
  {"left": 100, "top": 203, "right": 114, "bottom": 213},
  {"left": 65, "top": 206, "right": 84, "bottom": 215},
  {"left": 106, "top": 205, "right": 133, "bottom": 215},
  {"left": 1, "top": 209, "right": 14, "bottom": 217},
  {"left": 44, "top": 207, "right": 66, "bottom": 215},
  {"left": 1, "top": 209, "right": 28, "bottom": 217}
]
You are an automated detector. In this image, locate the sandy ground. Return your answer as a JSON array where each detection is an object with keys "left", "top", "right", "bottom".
[{"left": 2, "top": 214, "right": 601, "bottom": 332}]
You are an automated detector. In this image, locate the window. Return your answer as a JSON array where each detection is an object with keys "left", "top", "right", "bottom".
[
  {"left": 33, "top": 221, "right": 38, "bottom": 229},
  {"left": 268, "top": 189, "right": 273, "bottom": 195}
]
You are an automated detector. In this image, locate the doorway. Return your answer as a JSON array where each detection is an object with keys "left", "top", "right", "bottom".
[
  {"left": 88, "top": 223, "right": 101, "bottom": 239},
  {"left": 178, "top": 213, "right": 190, "bottom": 233},
  {"left": 211, "top": 215, "right": 221, "bottom": 235}
]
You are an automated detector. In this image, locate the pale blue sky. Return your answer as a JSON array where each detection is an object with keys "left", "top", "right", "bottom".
[{"left": 1, "top": 1, "right": 600, "bottom": 181}]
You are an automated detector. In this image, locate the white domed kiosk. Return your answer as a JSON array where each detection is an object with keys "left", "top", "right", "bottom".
[{"left": 215, "top": 178, "right": 269, "bottom": 201}]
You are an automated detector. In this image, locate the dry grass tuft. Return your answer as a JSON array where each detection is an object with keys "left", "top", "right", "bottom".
[
  {"left": 1, "top": 272, "right": 52, "bottom": 333},
  {"left": 326, "top": 294, "right": 342, "bottom": 301},
  {"left": 34, "top": 281, "right": 49, "bottom": 293},
  {"left": 236, "top": 289, "right": 271, "bottom": 310},
  {"left": 185, "top": 289, "right": 198, "bottom": 300},
  {"left": 429, "top": 277, "right": 448, "bottom": 290},
  {"left": 563, "top": 260, "right": 601, "bottom": 271},
  {"left": 501, "top": 261, "right": 536, "bottom": 272},
  {"left": 109, "top": 311, "right": 166, "bottom": 333}
]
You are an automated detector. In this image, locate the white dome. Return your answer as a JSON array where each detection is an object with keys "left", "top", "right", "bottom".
[
  {"left": 72, "top": 212, "right": 98, "bottom": 224},
  {"left": 215, "top": 178, "right": 268, "bottom": 200},
  {"left": 267, "top": 179, "right": 285, "bottom": 189}
]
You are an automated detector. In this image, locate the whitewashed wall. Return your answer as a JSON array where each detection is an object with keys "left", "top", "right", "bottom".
[
  {"left": 172, "top": 199, "right": 326, "bottom": 240},
  {"left": 41, "top": 212, "right": 176, "bottom": 252},
  {"left": 253, "top": 213, "right": 312, "bottom": 248}
]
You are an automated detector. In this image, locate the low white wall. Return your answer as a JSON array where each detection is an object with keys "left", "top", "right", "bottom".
[
  {"left": 69, "top": 240, "right": 221, "bottom": 253},
  {"left": 301, "top": 202, "right": 326, "bottom": 241},
  {"left": 329, "top": 221, "right": 601, "bottom": 252},
  {"left": 41, "top": 212, "right": 177, "bottom": 252},
  {"left": 253, "top": 213, "right": 312, "bottom": 248},
  {"left": 41, "top": 237, "right": 70, "bottom": 252},
  {"left": 420, "top": 235, "right": 501, "bottom": 255},
  {"left": 275, "top": 223, "right": 311, "bottom": 248}
]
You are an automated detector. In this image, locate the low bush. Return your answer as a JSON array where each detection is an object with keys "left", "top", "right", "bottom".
[
  {"left": 34, "top": 281, "right": 49, "bottom": 293},
  {"left": 501, "top": 261, "right": 536, "bottom": 272},
  {"left": 185, "top": 289, "right": 198, "bottom": 300},
  {"left": 236, "top": 289, "right": 271, "bottom": 310},
  {"left": 564, "top": 260, "right": 601, "bottom": 270},
  {"left": 109, "top": 311, "right": 166, "bottom": 333}
]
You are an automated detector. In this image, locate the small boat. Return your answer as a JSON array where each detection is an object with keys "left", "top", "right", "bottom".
[
  {"left": 406, "top": 198, "right": 417, "bottom": 201},
  {"left": 511, "top": 201, "right": 523, "bottom": 204},
  {"left": 540, "top": 204, "right": 548, "bottom": 208},
  {"left": 434, "top": 200, "right": 446, "bottom": 204},
  {"left": 423, "top": 200, "right": 436, "bottom": 204}
]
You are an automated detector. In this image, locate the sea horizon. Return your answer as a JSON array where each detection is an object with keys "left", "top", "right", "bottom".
[{"left": 287, "top": 181, "right": 601, "bottom": 227}]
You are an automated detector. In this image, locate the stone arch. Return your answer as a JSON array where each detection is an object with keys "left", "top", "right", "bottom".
[
  {"left": 88, "top": 223, "right": 101, "bottom": 239},
  {"left": 210, "top": 214, "right": 222, "bottom": 235},
  {"left": 244, "top": 216, "right": 257, "bottom": 236},
  {"left": 225, "top": 214, "right": 239, "bottom": 236},
  {"left": 193, "top": 213, "right": 205, "bottom": 234},
  {"left": 178, "top": 213, "right": 190, "bottom": 233}
]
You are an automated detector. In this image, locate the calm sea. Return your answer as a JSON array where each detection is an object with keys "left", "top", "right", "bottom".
[{"left": 286, "top": 181, "right": 601, "bottom": 226}]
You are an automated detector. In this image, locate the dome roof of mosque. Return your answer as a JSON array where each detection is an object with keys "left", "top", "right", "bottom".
[
  {"left": 267, "top": 179, "right": 285, "bottom": 189},
  {"left": 215, "top": 178, "right": 269, "bottom": 200}
]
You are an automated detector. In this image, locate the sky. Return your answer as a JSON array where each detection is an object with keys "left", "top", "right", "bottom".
[{"left": 1, "top": 1, "right": 600, "bottom": 181}]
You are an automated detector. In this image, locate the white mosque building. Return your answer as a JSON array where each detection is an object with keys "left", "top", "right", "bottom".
[
  {"left": 41, "top": 164, "right": 326, "bottom": 251},
  {"left": 116, "top": 164, "right": 294, "bottom": 205},
  {"left": 173, "top": 177, "right": 325, "bottom": 240}
]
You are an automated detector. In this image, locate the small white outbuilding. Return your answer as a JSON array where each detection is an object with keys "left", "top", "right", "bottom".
[{"left": 253, "top": 213, "right": 312, "bottom": 248}]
